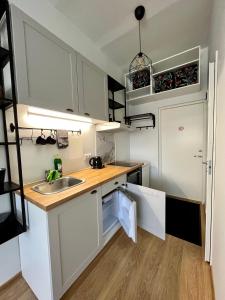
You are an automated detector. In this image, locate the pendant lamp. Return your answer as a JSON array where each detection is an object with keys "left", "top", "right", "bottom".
[{"left": 129, "top": 6, "right": 152, "bottom": 85}]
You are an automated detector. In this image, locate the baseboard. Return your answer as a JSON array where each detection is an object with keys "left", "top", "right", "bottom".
[
  {"left": 0, "top": 272, "right": 22, "bottom": 292},
  {"left": 210, "top": 266, "right": 216, "bottom": 300},
  {"left": 200, "top": 204, "right": 206, "bottom": 258},
  {"left": 167, "top": 194, "right": 201, "bottom": 204}
]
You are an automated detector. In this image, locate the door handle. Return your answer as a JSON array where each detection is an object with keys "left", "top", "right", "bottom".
[
  {"left": 84, "top": 112, "right": 90, "bottom": 116},
  {"left": 91, "top": 190, "right": 97, "bottom": 194},
  {"left": 66, "top": 108, "right": 74, "bottom": 113}
]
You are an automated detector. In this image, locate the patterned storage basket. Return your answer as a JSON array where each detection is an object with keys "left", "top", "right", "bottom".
[
  {"left": 154, "top": 71, "right": 175, "bottom": 93},
  {"left": 174, "top": 64, "right": 198, "bottom": 88}
]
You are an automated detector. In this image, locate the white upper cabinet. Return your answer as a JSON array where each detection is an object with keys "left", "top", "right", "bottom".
[
  {"left": 11, "top": 6, "right": 79, "bottom": 114},
  {"left": 77, "top": 55, "right": 108, "bottom": 121},
  {"left": 10, "top": 6, "right": 108, "bottom": 121}
]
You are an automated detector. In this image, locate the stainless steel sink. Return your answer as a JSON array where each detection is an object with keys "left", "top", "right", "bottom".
[{"left": 32, "top": 176, "right": 85, "bottom": 195}]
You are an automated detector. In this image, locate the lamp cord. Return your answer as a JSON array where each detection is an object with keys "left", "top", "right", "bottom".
[{"left": 139, "top": 20, "right": 142, "bottom": 53}]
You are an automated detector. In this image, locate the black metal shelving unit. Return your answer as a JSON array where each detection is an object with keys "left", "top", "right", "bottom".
[
  {"left": 108, "top": 75, "right": 126, "bottom": 122},
  {"left": 0, "top": 0, "right": 26, "bottom": 245}
]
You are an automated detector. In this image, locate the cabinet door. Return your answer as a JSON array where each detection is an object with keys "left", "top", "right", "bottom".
[
  {"left": 77, "top": 55, "right": 108, "bottom": 121},
  {"left": 11, "top": 6, "right": 79, "bottom": 114},
  {"left": 126, "top": 183, "right": 166, "bottom": 240},
  {"left": 48, "top": 189, "right": 101, "bottom": 298},
  {"left": 116, "top": 190, "right": 137, "bottom": 243}
]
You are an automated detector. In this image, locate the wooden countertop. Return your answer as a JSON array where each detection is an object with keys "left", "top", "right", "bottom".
[{"left": 23, "top": 164, "right": 142, "bottom": 211}]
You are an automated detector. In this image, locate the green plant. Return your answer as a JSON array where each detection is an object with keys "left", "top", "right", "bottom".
[{"left": 46, "top": 170, "right": 60, "bottom": 182}]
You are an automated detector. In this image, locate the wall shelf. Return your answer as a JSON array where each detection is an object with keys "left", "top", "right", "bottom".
[
  {"left": 0, "top": 46, "right": 9, "bottom": 60},
  {"left": 126, "top": 85, "right": 151, "bottom": 94},
  {"left": 127, "top": 82, "right": 201, "bottom": 105},
  {"left": 108, "top": 76, "right": 125, "bottom": 92},
  {"left": 0, "top": 182, "right": 21, "bottom": 195},
  {"left": 0, "top": 213, "right": 24, "bottom": 245},
  {"left": 0, "top": 142, "right": 17, "bottom": 145},
  {"left": 152, "top": 59, "right": 199, "bottom": 77},
  {"left": 108, "top": 75, "right": 126, "bottom": 122},
  {"left": 125, "top": 46, "right": 201, "bottom": 104},
  {"left": 0, "top": 98, "right": 13, "bottom": 109},
  {"left": 109, "top": 99, "right": 125, "bottom": 110}
]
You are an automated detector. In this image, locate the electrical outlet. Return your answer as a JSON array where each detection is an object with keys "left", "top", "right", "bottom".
[{"left": 84, "top": 153, "right": 92, "bottom": 159}]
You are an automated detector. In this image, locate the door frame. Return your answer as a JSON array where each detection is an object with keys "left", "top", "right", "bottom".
[
  {"left": 158, "top": 100, "right": 207, "bottom": 202},
  {"left": 205, "top": 51, "right": 218, "bottom": 264}
]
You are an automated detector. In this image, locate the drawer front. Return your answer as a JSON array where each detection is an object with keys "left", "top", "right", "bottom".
[{"left": 101, "top": 175, "right": 126, "bottom": 196}]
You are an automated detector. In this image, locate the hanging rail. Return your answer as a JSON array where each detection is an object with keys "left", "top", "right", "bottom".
[
  {"left": 136, "top": 125, "right": 154, "bottom": 130},
  {"left": 9, "top": 123, "right": 82, "bottom": 135}
]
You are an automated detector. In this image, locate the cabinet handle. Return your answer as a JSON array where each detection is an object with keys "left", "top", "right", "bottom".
[
  {"left": 84, "top": 112, "right": 90, "bottom": 116},
  {"left": 66, "top": 108, "right": 74, "bottom": 113},
  {"left": 91, "top": 190, "right": 97, "bottom": 194},
  {"left": 114, "top": 181, "right": 119, "bottom": 185}
]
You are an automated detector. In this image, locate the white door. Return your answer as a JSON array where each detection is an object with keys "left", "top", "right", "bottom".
[
  {"left": 125, "top": 183, "right": 166, "bottom": 240},
  {"left": 160, "top": 103, "right": 205, "bottom": 202},
  {"left": 205, "top": 59, "right": 217, "bottom": 262},
  {"left": 116, "top": 190, "right": 137, "bottom": 243}
]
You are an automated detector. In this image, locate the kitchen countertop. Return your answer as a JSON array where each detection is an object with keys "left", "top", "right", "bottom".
[{"left": 23, "top": 164, "right": 142, "bottom": 211}]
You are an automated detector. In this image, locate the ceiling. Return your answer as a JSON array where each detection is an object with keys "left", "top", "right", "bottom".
[{"left": 49, "top": 0, "right": 212, "bottom": 72}]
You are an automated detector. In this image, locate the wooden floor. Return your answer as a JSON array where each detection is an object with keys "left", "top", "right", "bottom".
[{"left": 0, "top": 228, "right": 214, "bottom": 300}]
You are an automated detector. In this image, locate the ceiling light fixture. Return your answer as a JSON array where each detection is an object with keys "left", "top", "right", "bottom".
[{"left": 129, "top": 5, "right": 152, "bottom": 80}]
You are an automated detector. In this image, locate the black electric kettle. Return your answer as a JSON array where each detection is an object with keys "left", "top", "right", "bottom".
[{"left": 89, "top": 156, "right": 103, "bottom": 169}]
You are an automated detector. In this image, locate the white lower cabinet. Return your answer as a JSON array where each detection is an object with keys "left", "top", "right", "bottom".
[
  {"left": 19, "top": 175, "right": 165, "bottom": 300},
  {"left": 19, "top": 188, "right": 102, "bottom": 300},
  {"left": 48, "top": 188, "right": 102, "bottom": 299}
]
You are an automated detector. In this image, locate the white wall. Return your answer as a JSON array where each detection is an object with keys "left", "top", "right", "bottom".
[
  {"left": 0, "top": 237, "right": 21, "bottom": 286},
  {"left": 9, "top": 0, "right": 122, "bottom": 82},
  {"left": 208, "top": 1, "right": 225, "bottom": 299}
]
